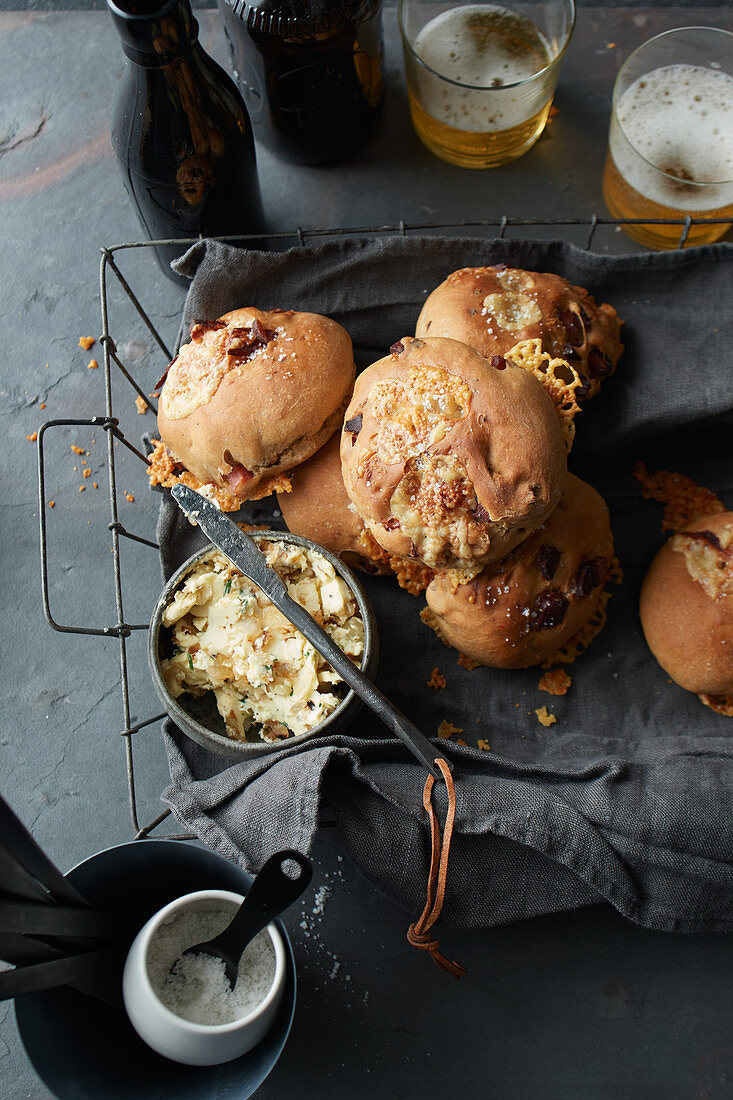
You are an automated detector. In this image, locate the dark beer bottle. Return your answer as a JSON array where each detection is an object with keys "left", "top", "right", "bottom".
[
  {"left": 107, "top": 0, "right": 265, "bottom": 285},
  {"left": 218, "top": 0, "right": 384, "bottom": 166}
]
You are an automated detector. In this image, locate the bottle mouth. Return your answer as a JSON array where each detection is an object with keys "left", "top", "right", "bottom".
[
  {"left": 107, "top": 0, "right": 185, "bottom": 22},
  {"left": 106, "top": 0, "right": 198, "bottom": 62}
]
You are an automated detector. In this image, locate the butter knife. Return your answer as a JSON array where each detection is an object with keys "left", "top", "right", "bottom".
[{"left": 170, "top": 485, "right": 449, "bottom": 779}]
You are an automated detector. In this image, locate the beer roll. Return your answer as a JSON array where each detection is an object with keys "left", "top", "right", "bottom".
[
  {"left": 339, "top": 335, "right": 567, "bottom": 574},
  {"left": 640, "top": 511, "right": 733, "bottom": 697},
  {"left": 152, "top": 307, "right": 356, "bottom": 507},
  {"left": 415, "top": 265, "right": 624, "bottom": 401},
  {"left": 423, "top": 474, "right": 614, "bottom": 669},
  {"left": 277, "top": 432, "right": 391, "bottom": 575}
]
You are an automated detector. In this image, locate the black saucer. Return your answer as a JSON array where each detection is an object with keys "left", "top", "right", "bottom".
[{"left": 15, "top": 840, "right": 297, "bottom": 1099}]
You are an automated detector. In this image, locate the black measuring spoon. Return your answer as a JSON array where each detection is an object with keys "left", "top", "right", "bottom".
[{"left": 179, "top": 850, "right": 312, "bottom": 990}]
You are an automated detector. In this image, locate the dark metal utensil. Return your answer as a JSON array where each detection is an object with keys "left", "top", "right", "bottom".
[
  {"left": 0, "top": 797, "right": 129, "bottom": 1006},
  {"left": 0, "top": 848, "right": 55, "bottom": 905},
  {"left": 0, "top": 944, "right": 126, "bottom": 1000},
  {"left": 0, "top": 931, "right": 70, "bottom": 968},
  {"left": 0, "top": 796, "right": 90, "bottom": 907},
  {"left": 0, "top": 931, "right": 123, "bottom": 1005},
  {"left": 170, "top": 485, "right": 450, "bottom": 780},
  {"left": 0, "top": 901, "right": 126, "bottom": 938},
  {"left": 180, "top": 850, "right": 312, "bottom": 990}
]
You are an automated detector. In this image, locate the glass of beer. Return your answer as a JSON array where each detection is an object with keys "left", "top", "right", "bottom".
[
  {"left": 603, "top": 27, "right": 733, "bottom": 249},
  {"left": 398, "top": 0, "right": 575, "bottom": 169}
]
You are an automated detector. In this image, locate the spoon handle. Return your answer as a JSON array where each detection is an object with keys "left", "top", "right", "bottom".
[{"left": 206, "top": 851, "right": 312, "bottom": 967}]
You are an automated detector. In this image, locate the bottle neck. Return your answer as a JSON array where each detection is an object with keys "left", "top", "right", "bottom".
[{"left": 107, "top": 0, "right": 199, "bottom": 67}]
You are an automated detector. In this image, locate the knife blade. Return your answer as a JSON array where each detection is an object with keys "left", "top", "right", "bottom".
[{"left": 170, "top": 485, "right": 449, "bottom": 780}]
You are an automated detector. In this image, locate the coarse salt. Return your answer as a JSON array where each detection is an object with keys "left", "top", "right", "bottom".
[{"left": 146, "top": 906, "right": 276, "bottom": 1026}]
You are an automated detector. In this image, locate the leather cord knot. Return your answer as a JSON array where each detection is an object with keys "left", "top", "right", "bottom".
[{"left": 407, "top": 757, "right": 466, "bottom": 978}]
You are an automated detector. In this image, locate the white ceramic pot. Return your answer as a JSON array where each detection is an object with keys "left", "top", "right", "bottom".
[{"left": 122, "top": 889, "right": 286, "bottom": 1066}]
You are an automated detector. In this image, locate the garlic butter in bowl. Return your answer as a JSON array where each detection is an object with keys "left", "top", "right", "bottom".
[{"left": 149, "top": 532, "right": 379, "bottom": 758}]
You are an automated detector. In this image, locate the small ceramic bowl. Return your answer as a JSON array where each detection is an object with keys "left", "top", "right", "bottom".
[
  {"left": 149, "top": 531, "right": 379, "bottom": 759},
  {"left": 123, "top": 889, "right": 287, "bottom": 1066}
]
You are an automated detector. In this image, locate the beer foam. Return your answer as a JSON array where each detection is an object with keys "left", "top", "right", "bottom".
[
  {"left": 611, "top": 64, "right": 733, "bottom": 210},
  {"left": 412, "top": 4, "right": 553, "bottom": 132}
]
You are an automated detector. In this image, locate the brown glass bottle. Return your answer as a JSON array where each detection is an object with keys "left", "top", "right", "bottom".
[
  {"left": 219, "top": 0, "right": 384, "bottom": 166},
  {"left": 108, "top": 0, "right": 265, "bottom": 284}
]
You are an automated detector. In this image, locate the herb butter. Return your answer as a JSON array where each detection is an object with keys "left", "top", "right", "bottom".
[{"left": 161, "top": 541, "right": 364, "bottom": 742}]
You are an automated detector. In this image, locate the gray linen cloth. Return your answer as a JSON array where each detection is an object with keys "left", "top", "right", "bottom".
[{"left": 156, "top": 235, "right": 733, "bottom": 932}]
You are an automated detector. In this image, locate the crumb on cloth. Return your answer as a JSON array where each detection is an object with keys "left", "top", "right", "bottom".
[
  {"left": 427, "top": 667, "right": 447, "bottom": 690},
  {"left": 437, "top": 720, "right": 463, "bottom": 740},
  {"left": 539, "top": 669, "right": 572, "bottom": 696},
  {"left": 477, "top": 739, "right": 491, "bottom": 751},
  {"left": 535, "top": 705, "right": 557, "bottom": 727}
]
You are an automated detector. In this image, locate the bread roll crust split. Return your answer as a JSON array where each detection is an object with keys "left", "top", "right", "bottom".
[
  {"left": 340, "top": 336, "right": 567, "bottom": 572},
  {"left": 157, "top": 307, "right": 355, "bottom": 501},
  {"left": 640, "top": 511, "right": 733, "bottom": 695}
]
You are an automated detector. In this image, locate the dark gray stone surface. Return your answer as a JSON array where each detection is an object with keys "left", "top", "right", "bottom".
[{"left": 1, "top": 5, "right": 731, "bottom": 1098}]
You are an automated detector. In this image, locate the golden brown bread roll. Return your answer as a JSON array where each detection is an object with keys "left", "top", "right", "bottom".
[
  {"left": 415, "top": 265, "right": 623, "bottom": 401},
  {"left": 640, "top": 511, "right": 733, "bottom": 696},
  {"left": 339, "top": 336, "right": 567, "bottom": 573},
  {"left": 276, "top": 432, "right": 391, "bottom": 574},
  {"left": 423, "top": 474, "right": 614, "bottom": 668},
  {"left": 156, "top": 307, "right": 355, "bottom": 502}
]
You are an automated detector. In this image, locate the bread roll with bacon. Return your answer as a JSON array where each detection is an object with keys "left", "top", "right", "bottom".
[{"left": 153, "top": 307, "right": 355, "bottom": 506}]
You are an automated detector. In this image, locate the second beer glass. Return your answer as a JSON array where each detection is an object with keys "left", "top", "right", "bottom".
[
  {"left": 603, "top": 26, "right": 733, "bottom": 249},
  {"left": 398, "top": 0, "right": 575, "bottom": 168}
]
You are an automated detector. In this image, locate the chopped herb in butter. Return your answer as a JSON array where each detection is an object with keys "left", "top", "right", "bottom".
[{"left": 161, "top": 543, "right": 364, "bottom": 743}]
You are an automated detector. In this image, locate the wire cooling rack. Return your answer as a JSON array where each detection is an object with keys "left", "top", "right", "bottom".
[{"left": 36, "top": 214, "right": 731, "bottom": 840}]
